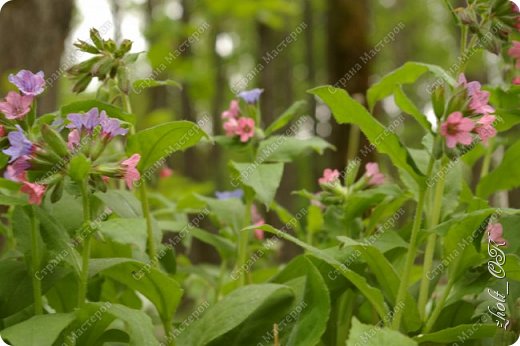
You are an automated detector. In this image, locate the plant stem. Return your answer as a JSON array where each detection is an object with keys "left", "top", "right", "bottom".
[
  {"left": 424, "top": 278, "right": 455, "bottom": 333},
  {"left": 391, "top": 189, "right": 426, "bottom": 330},
  {"left": 78, "top": 182, "right": 92, "bottom": 308},
  {"left": 346, "top": 126, "right": 360, "bottom": 163},
  {"left": 29, "top": 206, "right": 43, "bottom": 315},
  {"left": 418, "top": 159, "right": 447, "bottom": 319},
  {"left": 480, "top": 138, "right": 495, "bottom": 178},
  {"left": 139, "top": 184, "right": 158, "bottom": 267},
  {"left": 237, "top": 199, "right": 252, "bottom": 286},
  {"left": 163, "top": 319, "right": 176, "bottom": 346}
]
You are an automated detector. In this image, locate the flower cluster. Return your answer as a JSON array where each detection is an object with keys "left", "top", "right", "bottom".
[
  {"left": 221, "top": 89, "right": 263, "bottom": 143},
  {"left": 439, "top": 74, "right": 497, "bottom": 148},
  {"left": 0, "top": 70, "right": 142, "bottom": 205},
  {"left": 318, "top": 162, "right": 385, "bottom": 187}
]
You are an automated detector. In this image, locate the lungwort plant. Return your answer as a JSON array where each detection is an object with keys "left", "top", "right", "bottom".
[{"left": 0, "top": 1, "right": 519, "bottom": 345}]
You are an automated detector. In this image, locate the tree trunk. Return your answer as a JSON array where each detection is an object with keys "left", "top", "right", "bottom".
[
  {"left": 0, "top": 0, "right": 74, "bottom": 114},
  {"left": 326, "top": 0, "right": 372, "bottom": 171}
]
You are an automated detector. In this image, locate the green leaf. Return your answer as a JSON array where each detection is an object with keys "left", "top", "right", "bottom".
[
  {"left": 94, "top": 190, "right": 142, "bottom": 218},
  {"left": 195, "top": 195, "right": 245, "bottom": 232},
  {"left": 393, "top": 86, "right": 432, "bottom": 131},
  {"left": 127, "top": 121, "right": 208, "bottom": 171},
  {"left": 413, "top": 323, "right": 498, "bottom": 343},
  {"left": 178, "top": 284, "right": 294, "bottom": 346},
  {"left": 2, "top": 313, "right": 76, "bottom": 346},
  {"left": 366, "top": 61, "right": 455, "bottom": 111},
  {"left": 256, "top": 136, "right": 334, "bottom": 162},
  {"left": 98, "top": 218, "right": 148, "bottom": 256},
  {"left": 230, "top": 162, "right": 284, "bottom": 207},
  {"left": 347, "top": 317, "right": 417, "bottom": 346},
  {"left": 477, "top": 140, "right": 520, "bottom": 198},
  {"left": 105, "top": 303, "right": 160, "bottom": 346},
  {"left": 244, "top": 224, "right": 390, "bottom": 320},
  {"left": 309, "top": 86, "right": 425, "bottom": 187},
  {"left": 0, "top": 193, "right": 28, "bottom": 206},
  {"left": 337, "top": 236, "right": 421, "bottom": 332},
  {"left": 61, "top": 100, "right": 135, "bottom": 124},
  {"left": 271, "top": 256, "right": 330, "bottom": 346},
  {"left": 68, "top": 154, "right": 91, "bottom": 182},
  {"left": 89, "top": 259, "right": 183, "bottom": 322},
  {"left": 264, "top": 100, "right": 306, "bottom": 135}
]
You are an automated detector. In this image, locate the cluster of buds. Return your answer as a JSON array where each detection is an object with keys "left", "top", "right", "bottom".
[
  {"left": 221, "top": 89, "right": 264, "bottom": 143},
  {"left": 436, "top": 74, "right": 498, "bottom": 149},
  {"left": 67, "top": 28, "right": 137, "bottom": 94},
  {"left": 315, "top": 162, "right": 385, "bottom": 205},
  {"left": 456, "top": 0, "right": 520, "bottom": 54},
  {"left": 0, "top": 70, "right": 141, "bottom": 205}
]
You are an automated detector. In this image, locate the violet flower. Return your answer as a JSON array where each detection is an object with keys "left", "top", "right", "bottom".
[
  {"left": 100, "top": 111, "right": 127, "bottom": 138},
  {"left": 8, "top": 70, "right": 45, "bottom": 96},
  {"left": 3, "top": 125, "right": 33, "bottom": 162},
  {"left": 238, "top": 88, "right": 264, "bottom": 104},
  {"left": 215, "top": 189, "right": 244, "bottom": 200}
]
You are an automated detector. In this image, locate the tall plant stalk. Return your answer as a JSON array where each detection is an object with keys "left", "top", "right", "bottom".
[
  {"left": 78, "top": 181, "right": 92, "bottom": 307},
  {"left": 29, "top": 206, "right": 43, "bottom": 315}
]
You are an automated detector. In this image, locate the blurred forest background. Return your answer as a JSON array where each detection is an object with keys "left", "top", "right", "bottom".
[{"left": 0, "top": 0, "right": 515, "bottom": 259}]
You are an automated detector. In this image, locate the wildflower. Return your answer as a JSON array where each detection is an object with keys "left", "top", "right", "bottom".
[
  {"left": 365, "top": 162, "right": 385, "bottom": 186},
  {"left": 67, "top": 129, "right": 81, "bottom": 150},
  {"left": 440, "top": 112, "right": 475, "bottom": 148},
  {"left": 160, "top": 167, "right": 173, "bottom": 178},
  {"left": 67, "top": 107, "right": 101, "bottom": 133},
  {"left": 3, "top": 125, "right": 33, "bottom": 162},
  {"left": 0, "top": 91, "right": 33, "bottom": 120},
  {"left": 20, "top": 181, "right": 46, "bottom": 205},
  {"left": 458, "top": 74, "right": 481, "bottom": 95},
  {"left": 4, "top": 156, "right": 30, "bottom": 182},
  {"left": 121, "top": 154, "right": 141, "bottom": 188},
  {"left": 469, "top": 89, "right": 495, "bottom": 115},
  {"left": 508, "top": 41, "right": 520, "bottom": 68},
  {"left": 487, "top": 223, "right": 506, "bottom": 246},
  {"left": 474, "top": 114, "right": 497, "bottom": 144},
  {"left": 215, "top": 189, "right": 244, "bottom": 200},
  {"left": 8, "top": 70, "right": 45, "bottom": 96},
  {"left": 319, "top": 168, "right": 340, "bottom": 184},
  {"left": 513, "top": 77, "right": 520, "bottom": 85},
  {"left": 223, "top": 117, "right": 239, "bottom": 137},
  {"left": 100, "top": 111, "right": 127, "bottom": 138},
  {"left": 238, "top": 88, "right": 264, "bottom": 104},
  {"left": 236, "top": 117, "right": 255, "bottom": 142},
  {"left": 221, "top": 100, "right": 240, "bottom": 119}
]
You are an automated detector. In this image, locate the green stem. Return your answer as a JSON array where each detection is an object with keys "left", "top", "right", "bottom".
[
  {"left": 163, "top": 319, "right": 176, "bottom": 346},
  {"left": 418, "top": 159, "right": 448, "bottom": 319},
  {"left": 424, "top": 278, "right": 455, "bottom": 333},
  {"left": 237, "top": 199, "right": 252, "bottom": 286},
  {"left": 139, "top": 184, "right": 158, "bottom": 267},
  {"left": 78, "top": 182, "right": 92, "bottom": 308},
  {"left": 29, "top": 206, "right": 43, "bottom": 315},
  {"left": 391, "top": 189, "right": 426, "bottom": 330},
  {"left": 480, "top": 138, "right": 494, "bottom": 178},
  {"left": 346, "top": 126, "right": 360, "bottom": 163}
]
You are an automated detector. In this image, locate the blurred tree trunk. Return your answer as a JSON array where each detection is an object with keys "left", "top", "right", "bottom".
[
  {"left": 326, "top": 0, "right": 372, "bottom": 170},
  {"left": 0, "top": 0, "right": 74, "bottom": 114}
]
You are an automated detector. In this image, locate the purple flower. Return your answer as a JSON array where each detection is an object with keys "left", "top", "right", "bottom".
[
  {"left": 3, "top": 125, "right": 33, "bottom": 162},
  {"left": 215, "top": 189, "right": 244, "bottom": 200},
  {"left": 0, "top": 91, "right": 33, "bottom": 120},
  {"left": 66, "top": 107, "right": 102, "bottom": 133},
  {"left": 238, "top": 88, "right": 264, "bottom": 104},
  {"left": 8, "top": 70, "right": 45, "bottom": 96},
  {"left": 99, "top": 111, "right": 127, "bottom": 138}
]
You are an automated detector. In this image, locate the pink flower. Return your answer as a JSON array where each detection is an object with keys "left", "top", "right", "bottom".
[
  {"left": 102, "top": 176, "right": 110, "bottom": 184},
  {"left": 512, "top": 2, "right": 520, "bottom": 31},
  {"left": 474, "top": 114, "right": 497, "bottom": 145},
  {"left": 121, "top": 154, "right": 141, "bottom": 188},
  {"left": 0, "top": 125, "right": 5, "bottom": 137},
  {"left": 319, "top": 168, "right": 340, "bottom": 184},
  {"left": 4, "top": 156, "right": 30, "bottom": 182},
  {"left": 223, "top": 117, "right": 239, "bottom": 137},
  {"left": 513, "top": 77, "right": 520, "bottom": 85},
  {"left": 160, "top": 166, "right": 173, "bottom": 178},
  {"left": 221, "top": 100, "right": 240, "bottom": 119},
  {"left": 440, "top": 112, "right": 475, "bottom": 148},
  {"left": 469, "top": 89, "right": 495, "bottom": 115},
  {"left": 487, "top": 223, "right": 506, "bottom": 246},
  {"left": 236, "top": 117, "right": 255, "bottom": 142},
  {"left": 508, "top": 41, "right": 520, "bottom": 68},
  {"left": 365, "top": 162, "right": 385, "bottom": 186},
  {"left": 0, "top": 91, "right": 33, "bottom": 120},
  {"left": 458, "top": 74, "right": 481, "bottom": 95},
  {"left": 67, "top": 129, "right": 81, "bottom": 150},
  {"left": 21, "top": 182, "right": 46, "bottom": 205}
]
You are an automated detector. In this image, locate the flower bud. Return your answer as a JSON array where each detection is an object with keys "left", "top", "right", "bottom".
[
  {"left": 41, "top": 124, "right": 69, "bottom": 157},
  {"left": 89, "top": 28, "right": 105, "bottom": 50}
]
